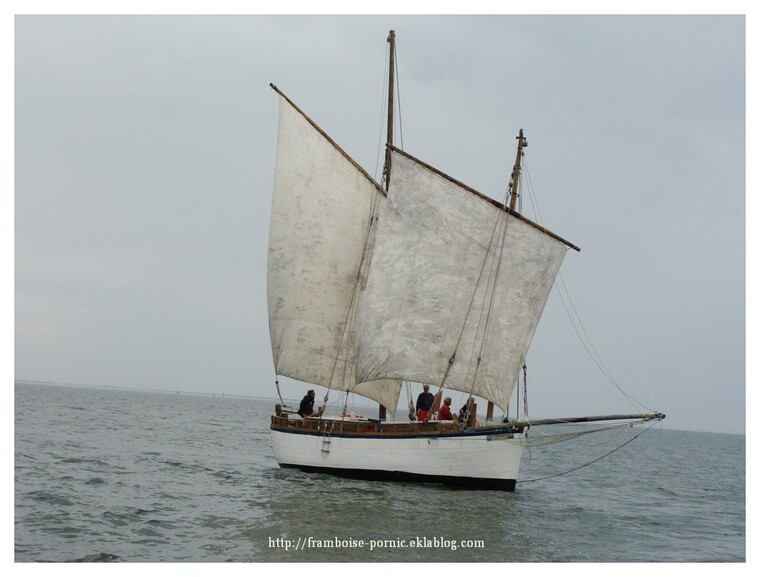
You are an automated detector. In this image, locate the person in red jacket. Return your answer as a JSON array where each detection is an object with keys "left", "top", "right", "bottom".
[{"left": 437, "top": 396, "right": 454, "bottom": 420}]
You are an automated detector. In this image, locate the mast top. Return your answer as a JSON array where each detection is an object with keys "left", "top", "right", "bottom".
[
  {"left": 383, "top": 30, "right": 397, "bottom": 191},
  {"left": 507, "top": 129, "right": 528, "bottom": 212}
]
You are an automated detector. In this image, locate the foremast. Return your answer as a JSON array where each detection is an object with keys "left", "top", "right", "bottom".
[{"left": 487, "top": 128, "right": 529, "bottom": 423}]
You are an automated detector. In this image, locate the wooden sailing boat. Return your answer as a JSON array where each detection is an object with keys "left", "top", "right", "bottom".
[{"left": 267, "top": 31, "right": 664, "bottom": 491}]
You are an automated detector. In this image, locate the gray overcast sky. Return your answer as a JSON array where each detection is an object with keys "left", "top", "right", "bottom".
[{"left": 13, "top": 13, "right": 747, "bottom": 434}]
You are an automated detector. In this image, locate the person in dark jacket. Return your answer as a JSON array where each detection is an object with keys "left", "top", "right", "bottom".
[
  {"left": 298, "top": 389, "right": 316, "bottom": 418},
  {"left": 415, "top": 384, "right": 434, "bottom": 421}
]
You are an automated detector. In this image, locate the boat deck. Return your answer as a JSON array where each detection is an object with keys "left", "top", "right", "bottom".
[
  {"left": 271, "top": 414, "right": 463, "bottom": 435},
  {"left": 270, "top": 414, "right": 526, "bottom": 437}
]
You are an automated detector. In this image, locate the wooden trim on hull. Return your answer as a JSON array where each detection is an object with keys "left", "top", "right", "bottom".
[
  {"left": 271, "top": 415, "right": 525, "bottom": 439},
  {"left": 278, "top": 463, "right": 517, "bottom": 492},
  {"left": 271, "top": 424, "right": 521, "bottom": 440}
]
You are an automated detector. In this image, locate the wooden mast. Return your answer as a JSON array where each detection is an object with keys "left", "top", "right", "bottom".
[
  {"left": 489, "top": 129, "right": 529, "bottom": 422},
  {"left": 378, "top": 30, "right": 396, "bottom": 422},
  {"left": 507, "top": 129, "right": 527, "bottom": 211},
  {"left": 383, "top": 29, "right": 396, "bottom": 193}
]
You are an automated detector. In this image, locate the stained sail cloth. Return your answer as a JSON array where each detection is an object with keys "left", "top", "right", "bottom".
[
  {"left": 267, "top": 94, "right": 401, "bottom": 414},
  {"left": 355, "top": 150, "right": 569, "bottom": 412}
]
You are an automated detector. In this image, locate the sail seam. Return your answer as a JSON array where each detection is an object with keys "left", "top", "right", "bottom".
[{"left": 523, "top": 159, "right": 655, "bottom": 415}]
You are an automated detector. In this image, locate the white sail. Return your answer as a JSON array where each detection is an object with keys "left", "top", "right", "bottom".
[
  {"left": 267, "top": 93, "right": 401, "bottom": 414},
  {"left": 355, "top": 149, "right": 569, "bottom": 411}
]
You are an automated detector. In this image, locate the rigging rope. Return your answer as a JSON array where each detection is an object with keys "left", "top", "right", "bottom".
[
  {"left": 443, "top": 176, "right": 516, "bottom": 393},
  {"left": 518, "top": 419, "right": 661, "bottom": 484},
  {"left": 394, "top": 48, "right": 404, "bottom": 150},
  {"left": 460, "top": 141, "right": 528, "bottom": 420},
  {"left": 405, "top": 382, "right": 416, "bottom": 420},
  {"left": 319, "top": 167, "right": 384, "bottom": 418},
  {"left": 443, "top": 137, "right": 528, "bottom": 424},
  {"left": 274, "top": 378, "right": 285, "bottom": 406},
  {"left": 522, "top": 158, "right": 656, "bottom": 415},
  {"left": 374, "top": 43, "right": 390, "bottom": 182}
]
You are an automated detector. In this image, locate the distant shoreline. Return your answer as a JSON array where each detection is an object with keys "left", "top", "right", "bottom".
[{"left": 14, "top": 379, "right": 289, "bottom": 403}]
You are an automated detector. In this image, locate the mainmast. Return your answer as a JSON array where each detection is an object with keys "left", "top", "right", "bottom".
[
  {"left": 383, "top": 30, "right": 396, "bottom": 191},
  {"left": 378, "top": 30, "right": 396, "bottom": 421},
  {"left": 507, "top": 129, "right": 528, "bottom": 212}
]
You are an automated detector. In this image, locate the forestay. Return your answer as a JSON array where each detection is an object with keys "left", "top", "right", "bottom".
[
  {"left": 355, "top": 149, "right": 569, "bottom": 411},
  {"left": 267, "top": 94, "right": 401, "bottom": 414}
]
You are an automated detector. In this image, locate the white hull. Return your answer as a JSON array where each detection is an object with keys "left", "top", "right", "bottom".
[{"left": 270, "top": 422, "right": 526, "bottom": 491}]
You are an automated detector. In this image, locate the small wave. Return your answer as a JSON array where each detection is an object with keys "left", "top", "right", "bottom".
[
  {"left": 26, "top": 490, "right": 74, "bottom": 507},
  {"left": 213, "top": 469, "right": 242, "bottom": 481},
  {"left": 656, "top": 486, "right": 680, "bottom": 497},
  {"left": 69, "top": 552, "right": 120, "bottom": 562},
  {"left": 60, "top": 457, "right": 109, "bottom": 467},
  {"left": 102, "top": 507, "right": 156, "bottom": 526}
]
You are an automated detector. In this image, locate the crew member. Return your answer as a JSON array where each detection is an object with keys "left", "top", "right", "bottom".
[
  {"left": 298, "top": 389, "right": 316, "bottom": 418},
  {"left": 438, "top": 397, "right": 454, "bottom": 420},
  {"left": 416, "top": 384, "right": 434, "bottom": 421}
]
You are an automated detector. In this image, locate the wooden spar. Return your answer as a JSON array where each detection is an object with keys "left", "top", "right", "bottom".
[
  {"left": 388, "top": 146, "right": 580, "bottom": 252},
  {"left": 463, "top": 412, "right": 665, "bottom": 433},
  {"left": 383, "top": 30, "right": 396, "bottom": 192},
  {"left": 269, "top": 83, "right": 386, "bottom": 196},
  {"left": 506, "top": 412, "right": 666, "bottom": 429},
  {"left": 507, "top": 129, "right": 527, "bottom": 212},
  {"left": 379, "top": 29, "right": 395, "bottom": 421},
  {"left": 495, "top": 133, "right": 524, "bottom": 418}
]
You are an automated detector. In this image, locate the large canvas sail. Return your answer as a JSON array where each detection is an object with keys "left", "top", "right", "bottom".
[
  {"left": 267, "top": 92, "right": 400, "bottom": 413},
  {"left": 355, "top": 149, "right": 570, "bottom": 411}
]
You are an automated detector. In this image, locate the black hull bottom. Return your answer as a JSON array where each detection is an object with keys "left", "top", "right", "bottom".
[{"left": 278, "top": 463, "right": 517, "bottom": 492}]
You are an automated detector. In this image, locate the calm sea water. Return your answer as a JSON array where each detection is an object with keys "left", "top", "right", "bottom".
[{"left": 14, "top": 383, "right": 745, "bottom": 563}]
